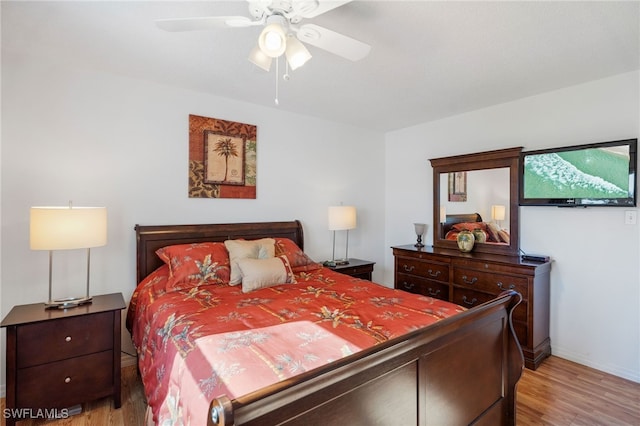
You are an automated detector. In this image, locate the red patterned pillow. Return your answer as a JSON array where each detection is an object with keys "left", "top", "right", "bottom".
[
  {"left": 156, "top": 242, "right": 230, "bottom": 291},
  {"left": 274, "top": 238, "right": 322, "bottom": 273},
  {"left": 451, "top": 222, "right": 487, "bottom": 232}
]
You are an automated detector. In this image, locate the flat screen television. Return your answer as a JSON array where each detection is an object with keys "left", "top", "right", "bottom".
[{"left": 519, "top": 138, "right": 637, "bottom": 207}]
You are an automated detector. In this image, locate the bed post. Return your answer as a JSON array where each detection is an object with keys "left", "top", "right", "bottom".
[
  {"left": 504, "top": 290, "right": 525, "bottom": 424},
  {"left": 209, "top": 395, "right": 233, "bottom": 426}
]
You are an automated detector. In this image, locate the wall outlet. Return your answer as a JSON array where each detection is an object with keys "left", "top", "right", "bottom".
[{"left": 624, "top": 210, "right": 637, "bottom": 225}]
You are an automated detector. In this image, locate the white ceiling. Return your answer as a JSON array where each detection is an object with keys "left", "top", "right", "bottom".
[{"left": 3, "top": 1, "right": 639, "bottom": 132}]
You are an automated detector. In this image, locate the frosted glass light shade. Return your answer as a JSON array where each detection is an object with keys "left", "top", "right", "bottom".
[
  {"left": 258, "top": 23, "right": 287, "bottom": 58},
  {"left": 328, "top": 206, "right": 356, "bottom": 231},
  {"left": 30, "top": 206, "right": 107, "bottom": 250},
  {"left": 491, "top": 205, "right": 506, "bottom": 221},
  {"left": 285, "top": 36, "right": 312, "bottom": 70},
  {"left": 249, "top": 46, "right": 273, "bottom": 71}
]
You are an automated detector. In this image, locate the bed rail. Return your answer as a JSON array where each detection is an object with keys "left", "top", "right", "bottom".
[{"left": 208, "top": 290, "right": 523, "bottom": 426}]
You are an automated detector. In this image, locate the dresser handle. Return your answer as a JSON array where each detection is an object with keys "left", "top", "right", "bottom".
[
  {"left": 427, "top": 269, "right": 441, "bottom": 278},
  {"left": 65, "top": 336, "right": 72, "bottom": 342},
  {"left": 64, "top": 377, "right": 71, "bottom": 384},
  {"left": 497, "top": 282, "right": 516, "bottom": 290},
  {"left": 462, "top": 296, "right": 478, "bottom": 306},
  {"left": 428, "top": 288, "right": 441, "bottom": 297},
  {"left": 402, "top": 282, "right": 415, "bottom": 290},
  {"left": 403, "top": 265, "right": 415, "bottom": 272},
  {"left": 462, "top": 276, "right": 478, "bottom": 285}
]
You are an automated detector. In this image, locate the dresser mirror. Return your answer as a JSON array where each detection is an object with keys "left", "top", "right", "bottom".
[{"left": 430, "top": 147, "right": 522, "bottom": 256}]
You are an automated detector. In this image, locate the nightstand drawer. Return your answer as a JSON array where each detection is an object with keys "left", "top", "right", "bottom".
[
  {"left": 16, "top": 350, "right": 114, "bottom": 409},
  {"left": 396, "top": 257, "right": 449, "bottom": 284},
  {"left": 17, "top": 311, "right": 113, "bottom": 368}
]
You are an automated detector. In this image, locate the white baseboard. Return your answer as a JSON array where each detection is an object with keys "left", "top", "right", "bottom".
[{"left": 552, "top": 348, "right": 640, "bottom": 383}]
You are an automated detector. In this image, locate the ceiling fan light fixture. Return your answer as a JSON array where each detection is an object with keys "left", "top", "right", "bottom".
[
  {"left": 248, "top": 46, "right": 273, "bottom": 71},
  {"left": 285, "top": 36, "right": 312, "bottom": 70},
  {"left": 258, "top": 23, "right": 287, "bottom": 58}
]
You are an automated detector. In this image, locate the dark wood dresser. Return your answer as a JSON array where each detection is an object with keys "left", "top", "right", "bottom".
[
  {"left": 392, "top": 245, "right": 551, "bottom": 370},
  {"left": 1, "top": 293, "right": 126, "bottom": 425}
]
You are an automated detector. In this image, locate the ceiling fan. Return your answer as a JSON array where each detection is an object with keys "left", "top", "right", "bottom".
[{"left": 155, "top": 0, "right": 371, "bottom": 72}]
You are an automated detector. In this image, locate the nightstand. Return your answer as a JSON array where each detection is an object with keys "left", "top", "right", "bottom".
[
  {"left": 327, "top": 258, "right": 375, "bottom": 280},
  {"left": 1, "top": 293, "right": 126, "bottom": 425}
]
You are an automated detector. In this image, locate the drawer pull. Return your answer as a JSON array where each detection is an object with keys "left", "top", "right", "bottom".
[
  {"left": 427, "top": 269, "right": 441, "bottom": 278},
  {"left": 403, "top": 264, "right": 415, "bottom": 273},
  {"left": 462, "top": 296, "right": 478, "bottom": 306},
  {"left": 65, "top": 336, "right": 72, "bottom": 342},
  {"left": 427, "top": 288, "right": 441, "bottom": 297},
  {"left": 64, "top": 377, "right": 71, "bottom": 384},
  {"left": 462, "top": 275, "right": 478, "bottom": 285},
  {"left": 402, "top": 282, "right": 415, "bottom": 290},
  {"left": 497, "top": 282, "right": 516, "bottom": 290}
]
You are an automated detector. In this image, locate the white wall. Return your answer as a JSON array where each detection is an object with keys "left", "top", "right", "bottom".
[
  {"left": 385, "top": 71, "right": 640, "bottom": 382},
  {"left": 0, "top": 50, "right": 386, "bottom": 394}
]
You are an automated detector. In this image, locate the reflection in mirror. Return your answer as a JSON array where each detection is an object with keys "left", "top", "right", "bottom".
[{"left": 439, "top": 168, "right": 510, "bottom": 243}]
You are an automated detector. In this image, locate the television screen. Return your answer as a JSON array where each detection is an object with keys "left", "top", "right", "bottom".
[{"left": 519, "top": 139, "right": 637, "bottom": 207}]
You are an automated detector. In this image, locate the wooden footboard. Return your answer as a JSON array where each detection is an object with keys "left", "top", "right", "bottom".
[{"left": 207, "top": 290, "right": 524, "bottom": 426}]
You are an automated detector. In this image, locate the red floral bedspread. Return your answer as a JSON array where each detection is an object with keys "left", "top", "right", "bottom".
[{"left": 127, "top": 265, "right": 465, "bottom": 425}]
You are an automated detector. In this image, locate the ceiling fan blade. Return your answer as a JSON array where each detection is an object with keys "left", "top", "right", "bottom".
[
  {"left": 155, "top": 16, "right": 259, "bottom": 32},
  {"left": 296, "top": 24, "right": 371, "bottom": 61},
  {"left": 302, "top": 0, "right": 353, "bottom": 18}
]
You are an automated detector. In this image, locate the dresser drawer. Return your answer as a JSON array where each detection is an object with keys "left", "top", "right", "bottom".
[
  {"left": 17, "top": 311, "right": 113, "bottom": 368},
  {"left": 16, "top": 350, "right": 114, "bottom": 409},
  {"left": 396, "top": 257, "right": 449, "bottom": 284},
  {"left": 396, "top": 273, "right": 449, "bottom": 300},
  {"left": 452, "top": 268, "right": 528, "bottom": 298},
  {"left": 452, "top": 288, "right": 528, "bottom": 323}
]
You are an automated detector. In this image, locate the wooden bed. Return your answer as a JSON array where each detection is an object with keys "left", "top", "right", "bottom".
[{"left": 134, "top": 220, "right": 524, "bottom": 426}]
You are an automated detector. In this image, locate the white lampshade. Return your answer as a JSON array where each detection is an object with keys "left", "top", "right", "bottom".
[
  {"left": 491, "top": 205, "right": 506, "bottom": 221},
  {"left": 30, "top": 206, "right": 107, "bottom": 250},
  {"left": 285, "top": 36, "right": 312, "bottom": 70},
  {"left": 440, "top": 206, "right": 447, "bottom": 223},
  {"left": 248, "top": 46, "right": 273, "bottom": 71},
  {"left": 328, "top": 206, "right": 356, "bottom": 231},
  {"left": 258, "top": 23, "right": 287, "bottom": 58}
]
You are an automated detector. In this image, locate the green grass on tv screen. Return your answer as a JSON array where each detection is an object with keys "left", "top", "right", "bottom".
[{"left": 523, "top": 147, "right": 630, "bottom": 199}]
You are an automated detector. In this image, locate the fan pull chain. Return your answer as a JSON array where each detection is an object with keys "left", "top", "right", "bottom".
[{"left": 274, "top": 57, "right": 279, "bottom": 106}]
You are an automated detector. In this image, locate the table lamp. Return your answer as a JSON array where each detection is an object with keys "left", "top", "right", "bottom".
[
  {"left": 491, "top": 204, "right": 506, "bottom": 229},
  {"left": 325, "top": 205, "right": 356, "bottom": 266},
  {"left": 30, "top": 204, "right": 107, "bottom": 309}
]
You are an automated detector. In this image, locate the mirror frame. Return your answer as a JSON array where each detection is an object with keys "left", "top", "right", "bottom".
[{"left": 430, "top": 147, "right": 522, "bottom": 256}]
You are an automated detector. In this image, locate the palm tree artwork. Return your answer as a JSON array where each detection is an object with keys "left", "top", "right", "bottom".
[
  {"left": 204, "top": 131, "right": 245, "bottom": 185},
  {"left": 215, "top": 137, "right": 237, "bottom": 182}
]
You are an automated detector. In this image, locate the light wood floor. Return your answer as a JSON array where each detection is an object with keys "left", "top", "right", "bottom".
[{"left": 2, "top": 355, "right": 639, "bottom": 425}]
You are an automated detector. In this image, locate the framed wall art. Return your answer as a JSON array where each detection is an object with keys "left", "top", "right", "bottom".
[
  {"left": 188, "top": 114, "right": 256, "bottom": 199},
  {"left": 448, "top": 171, "right": 467, "bottom": 202}
]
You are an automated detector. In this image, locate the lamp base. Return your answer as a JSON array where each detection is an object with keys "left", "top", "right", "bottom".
[
  {"left": 45, "top": 296, "right": 93, "bottom": 310},
  {"left": 323, "top": 259, "right": 350, "bottom": 267}
]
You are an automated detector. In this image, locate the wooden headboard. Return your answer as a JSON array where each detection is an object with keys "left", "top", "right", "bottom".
[
  {"left": 441, "top": 213, "right": 483, "bottom": 236},
  {"left": 134, "top": 220, "right": 304, "bottom": 285}
]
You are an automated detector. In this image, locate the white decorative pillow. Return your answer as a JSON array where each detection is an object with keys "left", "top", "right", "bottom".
[
  {"left": 238, "top": 255, "right": 297, "bottom": 293},
  {"left": 224, "top": 238, "right": 275, "bottom": 285}
]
